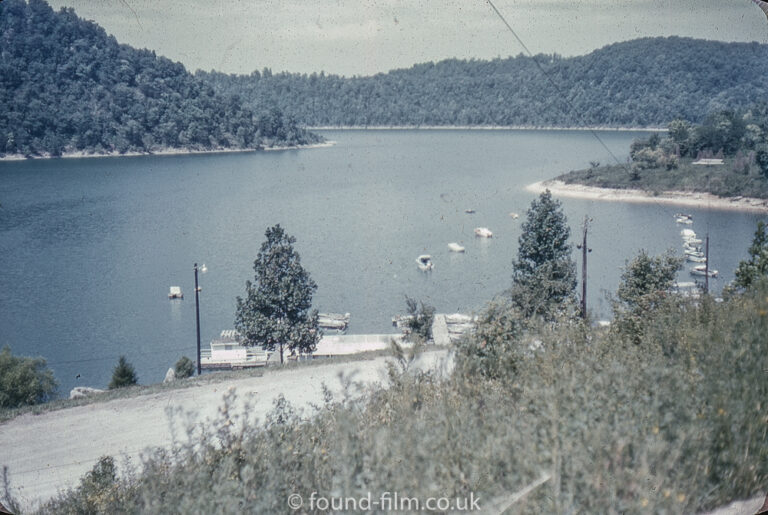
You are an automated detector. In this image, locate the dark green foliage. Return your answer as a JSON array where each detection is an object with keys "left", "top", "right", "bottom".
[
  {"left": 0, "top": 0, "right": 322, "bottom": 158},
  {"left": 559, "top": 103, "right": 768, "bottom": 199},
  {"left": 174, "top": 356, "right": 195, "bottom": 379},
  {"left": 199, "top": 37, "right": 768, "bottom": 128},
  {"left": 402, "top": 296, "right": 435, "bottom": 344},
  {"left": 756, "top": 146, "right": 768, "bottom": 179},
  {"left": 235, "top": 225, "right": 320, "bottom": 363},
  {"left": 37, "top": 282, "right": 768, "bottom": 514},
  {"left": 734, "top": 221, "right": 768, "bottom": 290},
  {"left": 509, "top": 190, "right": 577, "bottom": 319},
  {"left": 108, "top": 356, "right": 138, "bottom": 390},
  {"left": 0, "top": 345, "right": 57, "bottom": 409},
  {"left": 612, "top": 250, "right": 683, "bottom": 345}
]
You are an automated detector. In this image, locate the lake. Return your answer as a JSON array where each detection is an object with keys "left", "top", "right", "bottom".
[{"left": 0, "top": 129, "right": 762, "bottom": 395}]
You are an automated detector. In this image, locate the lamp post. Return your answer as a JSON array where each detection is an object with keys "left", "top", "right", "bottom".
[{"left": 194, "top": 263, "right": 202, "bottom": 375}]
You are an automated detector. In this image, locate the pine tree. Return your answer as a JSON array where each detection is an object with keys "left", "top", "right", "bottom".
[
  {"left": 108, "top": 356, "right": 138, "bottom": 389},
  {"left": 235, "top": 225, "right": 320, "bottom": 363},
  {"left": 510, "top": 190, "right": 577, "bottom": 319}
]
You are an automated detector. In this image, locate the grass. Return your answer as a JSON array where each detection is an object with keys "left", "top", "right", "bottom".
[
  {"left": 558, "top": 157, "right": 768, "bottom": 199},
  {"left": 17, "top": 284, "right": 767, "bottom": 514}
]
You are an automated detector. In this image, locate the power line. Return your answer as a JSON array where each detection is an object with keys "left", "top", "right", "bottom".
[{"left": 484, "top": 0, "right": 630, "bottom": 171}]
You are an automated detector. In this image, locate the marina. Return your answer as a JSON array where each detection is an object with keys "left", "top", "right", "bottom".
[{"left": 1, "top": 129, "right": 760, "bottom": 393}]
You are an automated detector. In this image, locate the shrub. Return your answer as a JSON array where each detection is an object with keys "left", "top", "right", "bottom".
[
  {"left": 174, "top": 356, "right": 196, "bottom": 379},
  {"left": 0, "top": 346, "right": 57, "bottom": 408},
  {"left": 402, "top": 296, "right": 435, "bottom": 344},
  {"left": 108, "top": 356, "right": 138, "bottom": 389}
]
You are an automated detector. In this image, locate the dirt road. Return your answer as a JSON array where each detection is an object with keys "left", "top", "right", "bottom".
[{"left": 1, "top": 351, "right": 449, "bottom": 510}]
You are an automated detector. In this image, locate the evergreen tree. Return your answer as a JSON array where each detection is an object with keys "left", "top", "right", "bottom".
[
  {"left": 510, "top": 190, "right": 577, "bottom": 319},
  {"left": 235, "top": 225, "right": 320, "bottom": 363},
  {"left": 108, "top": 356, "right": 138, "bottom": 389},
  {"left": 734, "top": 221, "right": 768, "bottom": 290}
]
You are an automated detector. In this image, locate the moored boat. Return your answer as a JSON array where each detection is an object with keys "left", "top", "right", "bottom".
[
  {"left": 474, "top": 227, "right": 493, "bottom": 238},
  {"left": 416, "top": 254, "right": 434, "bottom": 271},
  {"left": 690, "top": 265, "right": 718, "bottom": 277},
  {"left": 447, "top": 242, "right": 465, "bottom": 253}
]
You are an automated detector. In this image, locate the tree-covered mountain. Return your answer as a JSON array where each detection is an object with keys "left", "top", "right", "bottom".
[
  {"left": 198, "top": 37, "right": 768, "bottom": 128},
  {"left": 0, "top": 0, "right": 321, "bottom": 159}
]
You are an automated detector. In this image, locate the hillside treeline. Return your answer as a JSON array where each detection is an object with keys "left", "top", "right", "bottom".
[
  {"left": 197, "top": 37, "right": 768, "bottom": 128},
  {"left": 0, "top": 0, "right": 321, "bottom": 158}
]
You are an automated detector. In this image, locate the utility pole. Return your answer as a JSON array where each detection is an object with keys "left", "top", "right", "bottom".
[
  {"left": 194, "top": 263, "right": 202, "bottom": 375},
  {"left": 704, "top": 235, "right": 710, "bottom": 295},
  {"left": 576, "top": 216, "right": 592, "bottom": 319}
]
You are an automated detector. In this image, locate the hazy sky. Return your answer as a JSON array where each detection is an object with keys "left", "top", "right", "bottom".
[{"left": 47, "top": 0, "right": 768, "bottom": 77}]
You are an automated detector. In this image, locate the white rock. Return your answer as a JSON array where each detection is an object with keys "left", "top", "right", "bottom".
[{"left": 69, "top": 386, "right": 105, "bottom": 400}]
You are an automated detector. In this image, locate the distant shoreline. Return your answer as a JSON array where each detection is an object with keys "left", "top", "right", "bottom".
[
  {"left": 311, "top": 125, "right": 667, "bottom": 132},
  {"left": 0, "top": 141, "right": 334, "bottom": 162},
  {"left": 527, "top": 180, "right": 768, "bottom": 213}
]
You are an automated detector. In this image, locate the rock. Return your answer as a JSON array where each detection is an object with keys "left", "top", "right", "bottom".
[
  {"left": 69, "top": 386, "right": 105, "bottom": 400},
  {"left": 163, "top": 368, "right": 176, "bottom": 383}
]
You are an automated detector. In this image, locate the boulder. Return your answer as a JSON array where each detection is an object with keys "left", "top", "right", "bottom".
[
  {"left": 69, "top": 386, "right": 105, "bottom": 400},
  {"left": 163, "top": 367, "right": 176, "bottom": 383}
]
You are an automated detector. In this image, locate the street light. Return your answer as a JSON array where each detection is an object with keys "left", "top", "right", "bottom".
[{"left": 193, "top": 262, "right": 206, "bottom": 375}]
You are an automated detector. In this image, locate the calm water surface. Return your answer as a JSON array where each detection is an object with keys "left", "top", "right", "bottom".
[{"left": 0, "top": 130, "right": 763, "bottom": 394}]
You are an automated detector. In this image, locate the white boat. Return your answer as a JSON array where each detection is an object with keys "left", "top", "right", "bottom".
[
  {"left": 474, "top": 227, "right": 493, "bottom": 238},
  {"left": 416, "top": 254, "right": 434, "bottom": 271},
  {"left": 683, "top": 237, "right": 703, "bottom": 245},
  {"left": 690, "top": 265, "right": 718, "bottom": 277},
  {"left": 676, "top": 217, "right": 693, "bottom": 225},
  {"left": 686, "top": 254, "right": 707, "bottom": 263},
  {"left": 447, "top": 242, "right": 465, "bottom": 253},
  {"left": 684, "top": 249, "right": 704, "bottom": 258},
  {"left": 318, "top": 312, "right": 351, "bottom": 332},
  {"left": 464, "top": 208, "right": 475, "bottom": 214},
  {"left": 681, "top": 229, "right": 697, "bottom": 239},
  {"left": 168, "top": 286, "right": 183, "bottom": 299},
  {"left": 200, "top": 331, "right": 269, "bottom": 369},
  {"left": 509, "top": 212, "right": 519, "bottom": 219}
]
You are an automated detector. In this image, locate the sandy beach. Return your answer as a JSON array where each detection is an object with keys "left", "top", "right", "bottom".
[
  {"left": 310, "top": 125, "right": 667, "bottom": 132},
  {"left": 0, "top": 141, "right": 334, "bottom": 162},
  {"left": 527, "top": 180, "right": 768, "bottom": 213}
]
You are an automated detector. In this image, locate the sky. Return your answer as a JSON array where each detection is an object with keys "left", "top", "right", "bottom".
[{"left": 46, "top": 0, "right": 768, "bottom": 77}]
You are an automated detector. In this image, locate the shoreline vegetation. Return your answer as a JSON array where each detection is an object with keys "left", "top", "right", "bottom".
[
  {"left": 310, "top": 125, "right": 667, "bottom": 132},
  {"left": 0, "top": 141, "right": 335, "bottom": 162},
  {"left": 527, "top": 180, "right": 768, "bottom": 213}
]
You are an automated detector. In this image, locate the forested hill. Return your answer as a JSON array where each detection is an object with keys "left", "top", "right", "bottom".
[
  {"left": 198, "top": 37, "right": 768, "bottom": 128},
  {"left": 0, "top": 0, "right": 321, "bottom": 159}
]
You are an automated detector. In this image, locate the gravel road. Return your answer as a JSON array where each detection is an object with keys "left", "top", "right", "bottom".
[{"left": 1, "top": 351, "right": 450, "bottom": 510}]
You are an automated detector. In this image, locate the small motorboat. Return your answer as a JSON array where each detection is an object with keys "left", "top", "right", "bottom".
[
  {"left": 474, "top": 227, "right": 493, "bottom": 238},
  {"left": 683, "top": 237, "right": 703, "bottom": 245},
  {"left": 684, "top": 249, "right": 704, "bottom": 258},
  {"left": 447, "top": 242, "right": 465, "bottom": 253},
  {"left": 690, "top": 265, "right": 718, "bottom": 277},
  {"left": 416, "top": 254, "right": 434, "bottom": 271},
  {"left": 168, "top": 286, "right": 183, "bottom": 299},
  {"left": 686, "top": 254, "right": 707, "bottom": 263},
  {"left": 675, "top": 213, "right": 693, "bottom": 224},
  {"left": 681, "top": 229, "right": 697, "bottom": 239},
  {"left": 464, "top": 209, "right": 476, "bottom": 214},
  {"left": 509, "top": 212, "right": 519, "bottom": 219}
]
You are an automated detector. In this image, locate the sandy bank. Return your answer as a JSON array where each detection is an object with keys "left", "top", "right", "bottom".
[
  {"left": 527, "top": 180, "right": 768, "bottom": 213},
  {"left": 0, "top": 141, "right": 334, "bottom": 162},
  {"left": 311, "top": 125, "right": 667, "bottom": 132}
]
